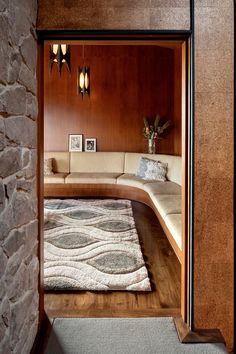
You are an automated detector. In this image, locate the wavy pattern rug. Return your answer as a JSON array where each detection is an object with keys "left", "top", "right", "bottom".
[{"left": 44, "top": 199, "right": 151, "bottom": 291}]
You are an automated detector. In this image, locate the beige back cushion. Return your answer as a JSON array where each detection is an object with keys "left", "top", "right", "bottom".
[
  {"left": 124, "top": 153, "right": 182, "bottom": 186},
  {"left": 70, "top": 152, "right": 125, "bottom": 173},
  {"left": 44, "top": 152, "right": 70, "bottom": 173}
]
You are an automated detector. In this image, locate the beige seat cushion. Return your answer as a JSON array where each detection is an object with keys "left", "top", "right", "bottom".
[
  {"left": 117, "top": 174, "right": 150, "bottom": 188},
  {"left": 70, "top": 152, "right": 125, "bottom": 173},
  {"left": 165, "top": 214, "right": 182, "bottom": 250},
  {"left": 151, "top": 194, "right": 182, "bottom": 219},
  {"left": 145, "top": 181, "right": 181, "bottom": 196},
  {"left": 44, "top": 152, "right": 70, "bottom": 173},
  {"left": 65, "top": 173, "right": 122, "bottom": 184},
  {"left": 124, "top": 153, "right": 182, "bottom": 185},
  {"left": 44, "top": 173, "right": 68, "bottom": 184}
]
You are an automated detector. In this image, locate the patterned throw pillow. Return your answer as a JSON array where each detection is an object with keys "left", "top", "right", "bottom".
[
  {"left": 44, "top": 158, "right": 54, "bottom": 176},
  {"left": 136, "top": 157, "right": 167, "bottom": 181},
  {"left": 136, "top": 157, "right": 151, "bottom": 178}
]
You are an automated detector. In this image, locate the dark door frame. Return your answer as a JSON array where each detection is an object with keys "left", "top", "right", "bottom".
[{"left": 36, "top": 29, "right": 193, "bottom": 335}]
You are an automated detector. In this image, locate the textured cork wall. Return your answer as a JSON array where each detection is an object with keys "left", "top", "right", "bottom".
[
  {"left": 37, "top": 0, "right": 190, "bottom": 30},
  {"left": 194, "top": 1, "right": 234, "bottom": 351},
  {"left": 0, "top": 0, "right": 39, "bottom": 353}
]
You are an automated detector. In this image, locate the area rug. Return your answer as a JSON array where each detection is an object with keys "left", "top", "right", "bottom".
[
  {"left": 45, "top": 318, "right": 227, "bottom": 354},
  {"left": 44, "top": 199, "right": 151, "bottom": 291}
]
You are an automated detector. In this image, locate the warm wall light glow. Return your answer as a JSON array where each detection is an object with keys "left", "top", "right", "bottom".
[
  {"left": 61, "top": 44, "right": 67, "bottom": 55},
  {"left": 85, "top": 72, "right": 89, "bottom": 89},
  {"left": 49, "top": 44, "right": 71, "bottom": 74},
  {"left": 52, "top": 44, "right": 59, "bottom": 55},
  {"left": 79, "top": 71, "right": 85, "bottom": 89},
  {"left": 78, "top": 66, "right": 90, "bottom": 97}
]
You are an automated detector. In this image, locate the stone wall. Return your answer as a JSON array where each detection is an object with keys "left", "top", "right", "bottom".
[{"left": 0, "top": 0, "right": 39, "bottom": 353}]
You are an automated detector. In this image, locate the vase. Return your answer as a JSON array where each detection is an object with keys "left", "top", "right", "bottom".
[{"left": 148, "top": 138, "right": 156, "bottom": 154}]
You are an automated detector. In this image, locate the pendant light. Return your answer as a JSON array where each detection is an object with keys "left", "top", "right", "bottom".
[{"left": 49, "top": 44, "right": 71, "bottom": 74}]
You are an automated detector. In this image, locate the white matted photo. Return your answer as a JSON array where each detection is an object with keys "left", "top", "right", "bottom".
[
  {"left": 85, "top": 138, "right": 96, "bottom": 152},
  {"left": 69, "top": 134, "right": 83, "bottom": 152}
]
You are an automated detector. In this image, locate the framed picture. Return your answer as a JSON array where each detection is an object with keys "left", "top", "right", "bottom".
[
  {"left": 69, "top": 134, "right": 83, "bottom": 152},
  {"left": 85, "top": 138, "right": 96, "bottom": 152}
]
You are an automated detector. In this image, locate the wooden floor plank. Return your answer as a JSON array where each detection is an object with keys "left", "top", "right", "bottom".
[{"left": 44, "top": 200, "right": 181, "bottom": 318}]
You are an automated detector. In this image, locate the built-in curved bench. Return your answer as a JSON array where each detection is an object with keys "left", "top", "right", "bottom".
[{"left": 44, "top": 152, "right": 182, "bottom": 263}]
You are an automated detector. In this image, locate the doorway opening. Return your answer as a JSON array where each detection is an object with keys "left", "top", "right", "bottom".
[{"left": 38, "top": 33, "right": 190, "bottom": 322}]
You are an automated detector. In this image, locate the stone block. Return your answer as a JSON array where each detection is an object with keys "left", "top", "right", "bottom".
[
  {"left": 8, "top": 49, "right": 22, "bottom": 84},
  {"left": 27, "top": 257, "right": 39, "bottom": 290},
  {"left": 0, "top": 147, "right": 21, "bottom": 178},
  {"left": 26, "top": 93, "right": 38, "bottom": 120},
  {"left": 3, "top": 227, "right": 26, "bottom": 257},
  {"left": 20, "top": 35, "right": 37, "bottom": 73},
  {"left": 0, "top": 278, "right": 6, "bottom": 301},
  {"left": 13, "top": 292, "right": 38, "bottom": 354},
  {"left": 0, "top": 179, "right": 5, "bottom": 213},
  {"left": 5, "top": 247, "right": 24, "bottom": 279},
  {"left": 0, "top": 117, "right": 6, "bottom": 150},
  {"left": 7, "top": 262, "right": 28, "bottom": 301},
  {"left": 31, "top": 196, "right": 37, "bottom": 214},
  {"left": 0, "top": 116, "right": 5, "bottom": 134},
  {"left": 26, "top": 219, "right": 38, "bottom": 240},
  {"left": 22, "top": 148, "right": 30, "bottom": 167},
  {"left": 6, "top": 175, "right": 16, "bottom": 201},
  {"left": 13, "top": 319, "right": 30, "bottom": 354},
  {"left": 8, "top": 3, "right": 32, "bottom": 47},
  {"left": 23, "top": 148, "right": 37, "bottom": 178},
  {"left": 18, "top": 63, "right": 37, "bottom": 94},
  {"left": 9, "top": 290, "right": 34, "bottom": 348},
  {"left": 17, "top": 178, "right": 36, "bottom": 193},
  {"left": 24, "top": 249, "right": 37, "bottom": 267},
  {"left": 0, "top": 0, "right": 9, "bottom": 12},
  {"left": 0, "top": 133, "right": 6, "bottom": 151},
  {"left": 0, "top": 331, "right": 11, "bottom": 354},
  {"left": 11, "top": 0, "right": 37, "bottom": 26},
  {"left": 0, "top": 89, "right": 5, "bottom": 113},
  {"left": 0, "top": 248, "right": 8, "bottom": 279},
  {"left": 0, "top": 86, "right": 26, "bottom": 115},
  {"left": 0, "top": 203, "right": 13, "bottom": 241},
  {"left": 0, "top": 297, "right": 11, "bottom": 328},
  {"left": 24, "top": 220, "right": 38, "bottom": 262},
  {"left": 0, "top": 39, "right": 20, "bottom": 86},
  {"left": 0, "top": 13, "right": 8, "bottom": 41},
  {"left": 20, "top": 319, "right": 38, "bottom": 354},
  {"left": 5, "top": 116, "right": 36, "bottom": 148},
  {"left": 12, "top": 191, "right": 35, "bottom": 227},
  {"left": 0, "top": 317, "right": 6, "bottom": 343},
  {"left": 0, "top": 41, "right": 11, "bottom": 84}
]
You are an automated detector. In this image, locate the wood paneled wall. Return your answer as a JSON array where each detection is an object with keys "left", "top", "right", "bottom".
[{"left": 44, "top": 44, "right": 182, "bottom": 154}]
